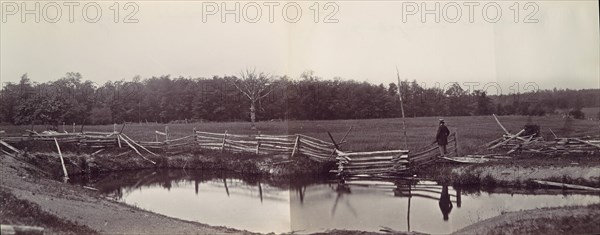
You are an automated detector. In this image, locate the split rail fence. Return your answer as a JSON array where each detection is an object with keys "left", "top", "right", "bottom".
[
  {"left": 0, "top": 129, "right": 337, "bottom": 163},
  {"left": 410, "top": 132, "right": 458, "bottom": 166},
  {"left": 332, "top": 149, "right": 410, "bottom": 176},
  {"left": 2, "top": 128, "right": 464, "bottom": 178},
  {"left": 194, "top": 131, "right": 336, "bottom": 162}
]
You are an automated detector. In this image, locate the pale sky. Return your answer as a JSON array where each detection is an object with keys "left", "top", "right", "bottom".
[{"left": 1, "top": 1, "right": 598, "bottom": 94}]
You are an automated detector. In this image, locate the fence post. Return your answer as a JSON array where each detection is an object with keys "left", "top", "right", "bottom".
[
  {"left": 193, "top": 127, "right": 197, "bottom": 142},
  {"left": 54, "top": 138, "right": 69, "bottom": 181},
  {"left": 113, "top": 123, "right": 117, "bottom": 133},
  {"left": 165, "top": 126, "right": 169, "bottom": 142},
  {"left": 291, "top": 135, "right": 300, "bottom": 157},
  {"left": 72, "top": 123, "right": 75, "bottom": 133},
  {"left": 221, "top": 130, "right": 228, "bottom": 153},
  {"left": 256, "top": 131, "right": 261, "bottom": 155},
  {"left": 454, "top": 128, "right": 459, "bottom": 157},
  {"left": 117, "top": 134, "right": 122, "bottom": 148}
]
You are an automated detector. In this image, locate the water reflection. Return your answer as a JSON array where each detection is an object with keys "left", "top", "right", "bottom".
[
  {"left": 439, "top": 185, "right": 452, "bottom": 221},
  {"left": 71, "top": 170, "right": 600, "bottom": 234}
]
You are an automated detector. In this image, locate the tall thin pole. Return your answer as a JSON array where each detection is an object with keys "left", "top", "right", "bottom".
[{"left": 396, "top": 66, "right": 408, "bottom": 149}]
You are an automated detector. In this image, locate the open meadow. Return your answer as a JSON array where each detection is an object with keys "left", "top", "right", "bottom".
[{"left": 2, "top": 115, "right": 599, "bottom": 153}]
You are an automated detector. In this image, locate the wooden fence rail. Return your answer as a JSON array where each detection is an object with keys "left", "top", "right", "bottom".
[
  {"left": 194, "top": 131, "right": 336, "bottom": 162},
  {"left": 410, "top": 133, "right": 458, "bottom": 167},
  {"left": 332, "top": 149, "right": 410, "bottom": 176}
]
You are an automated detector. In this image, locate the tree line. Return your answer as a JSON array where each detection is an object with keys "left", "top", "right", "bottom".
[{"left": 0, "top": 72, "right": 597, "bottom": 126}]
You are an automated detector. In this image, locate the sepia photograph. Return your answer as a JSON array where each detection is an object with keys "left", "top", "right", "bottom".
[{"left": 1, "top": 1, "right": 599, "bottom": 234}]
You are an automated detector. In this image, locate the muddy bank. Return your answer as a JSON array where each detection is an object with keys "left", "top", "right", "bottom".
[
  {"left": 0, "top": 155, "right": 251, "bottom": 234},
  {"left": 18, "top": 148, "right": 600, "bottom": 190},
  {"left": 453, "top": 204, "right": 600, "bottom": 235},
  {"left": 0, "top": 188, "right": 97, "bottom": 234},
  {"left": 419, "top": 154, "right": 600, "bottom": 188},
  {"left": 20, "top": 149, "right": 334, "bottom": 180}
]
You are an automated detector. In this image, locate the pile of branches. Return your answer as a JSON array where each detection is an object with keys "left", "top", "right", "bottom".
[{"left": 488, "top": 114, "right": 600, "bottom": 155}]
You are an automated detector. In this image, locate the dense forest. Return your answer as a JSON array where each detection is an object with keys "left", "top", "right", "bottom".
[{"left": 0, "top": 72, "right": 598, "bottom": 125}]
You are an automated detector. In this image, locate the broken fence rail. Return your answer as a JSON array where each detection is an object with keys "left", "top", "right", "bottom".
[{"left": 489, "top": 114, "right": 600, "bottom": 155}]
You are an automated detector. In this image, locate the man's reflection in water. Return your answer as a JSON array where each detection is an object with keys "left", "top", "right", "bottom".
[{"left": 438, "top": 185, "right": 453, "bottom": 221}]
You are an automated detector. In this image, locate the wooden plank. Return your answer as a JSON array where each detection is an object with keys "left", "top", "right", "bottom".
[
  {"left": 532, "top": 180, "right": 600, "bottom": 192},
  {"left": 226, "top": 144, "right": 255, "bottom": 152},
  {"left": 260, "top": 144, "right": 294, "bottom": 150},
  {"left": 573, "top": 138, "right": 600, "bottom": 149},
  {"left": 221, "top": 131, "right": 227, "bottom": 153},
  {"left": 0, "top": 140, "right": 20, "bottom": 153},
  {"left": 336, "top": 149, "right": 409, "bottom": 156},
  {"left": 299, "top": 147, "right": 330, "bottom": 158},
  {"left": 119, "top": 136, "right": 156, "bottom": 165},
  {"left": 301, "top": 151, "right": 330, "bottom": 160},
  {"left": 298, "top": 137, "right": 331, "bottom": 148},
  {"left": 297, "top": 134, "right": 332, "bottom": 146},
  {"left": 300, "top": 138, "right": 332, "bottom": 149},
  {"left": 256, "top": 136, "right": 295, "bottom": 141},
  {"left": 122, "top": 134, "right": 158, "bottom": 157},
  {"left": 166, "top": 135, "right": 193, "bottom": 143},
  {"left": 489, "top": 129, "right": 526, "bottom": 149},
  {"left": 347, "top": 156, "right": 394, "bottom": 162},
  {"left": 196, "top": 135, "right": 223, "bottom": 141},
  {"left": 1, "top": 225, "right": 44, "bottom": 235},
  {"left": 291, "top": 135, "right": 299, "bottom": 157},
  {"left": 493, "top": 114, "right": 510, "bottom": 134},
  {"left": 225, "top": 139, "right": 259, "bottom": 145},
  {"left": 440, "top": 156, "right": 488, "bottom": 164},
  {"left": 258, "top": 140, "right": 295, "bottom": 146},
  {"left": 195, "top": 131, "right": 228, "bottom": 137},
  {"left": 259, "top": 134, "right": 296, "bottom": 138},
  {"left": 198, "top": 143, "right": 222, "bottom": 147}
]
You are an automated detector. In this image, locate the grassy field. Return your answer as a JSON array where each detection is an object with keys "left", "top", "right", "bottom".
[{"left": 1, "top": 115, "right": 599, "bottom": 153}]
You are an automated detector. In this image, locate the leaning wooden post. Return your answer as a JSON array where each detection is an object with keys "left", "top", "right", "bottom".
[
  {"left": 327, "top": 131, "right": 340, "bottom": 150},
  {"left": 291, "top": 135, "right": 300, "bottom": 157},
  {"left": 396, "top": 67, "right": 409, "bottom": 150},
  {"left": 221, "top": 130, "right": 228, "bottom": 153},
  {"left": 113, "top": 123, "right": 117, "bottom": 133},
  {"left": 119, "top": 123, "right": 127, "bottom": 134},
  {"left": 117, "top": 134, "right": 122, "bottom": 148},
  {"left": 163, "top": 126, "right": 170, "bottom": 153},
  {"left": 54, "top": 138, "right": 69, "bottom": 180},
  {"left": 165, "top": 126, "right": 169, "bottom": 142},
  {"left": 454, "top": 128, "right": 459, "bottom": 157},
  {"left": 193, "top": 127, "right": 197, "bottom": 143}
]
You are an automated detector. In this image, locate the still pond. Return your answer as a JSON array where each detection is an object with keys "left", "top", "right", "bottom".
[{"left": 71, "top": 170, "right": 600, "bottom": 234}]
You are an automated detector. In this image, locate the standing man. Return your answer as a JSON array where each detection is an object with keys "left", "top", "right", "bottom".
[{"left": 435, "top": 119, "right": 450, "bottom": 157}]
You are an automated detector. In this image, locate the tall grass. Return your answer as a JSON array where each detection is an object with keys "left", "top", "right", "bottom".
[{"left": 1, "top": 115, "right": 598, "bottom": 152}]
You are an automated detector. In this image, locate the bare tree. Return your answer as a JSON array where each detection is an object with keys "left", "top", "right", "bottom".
[{"left": 229, "top": 69, "right": 274, "bottom": 129}]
